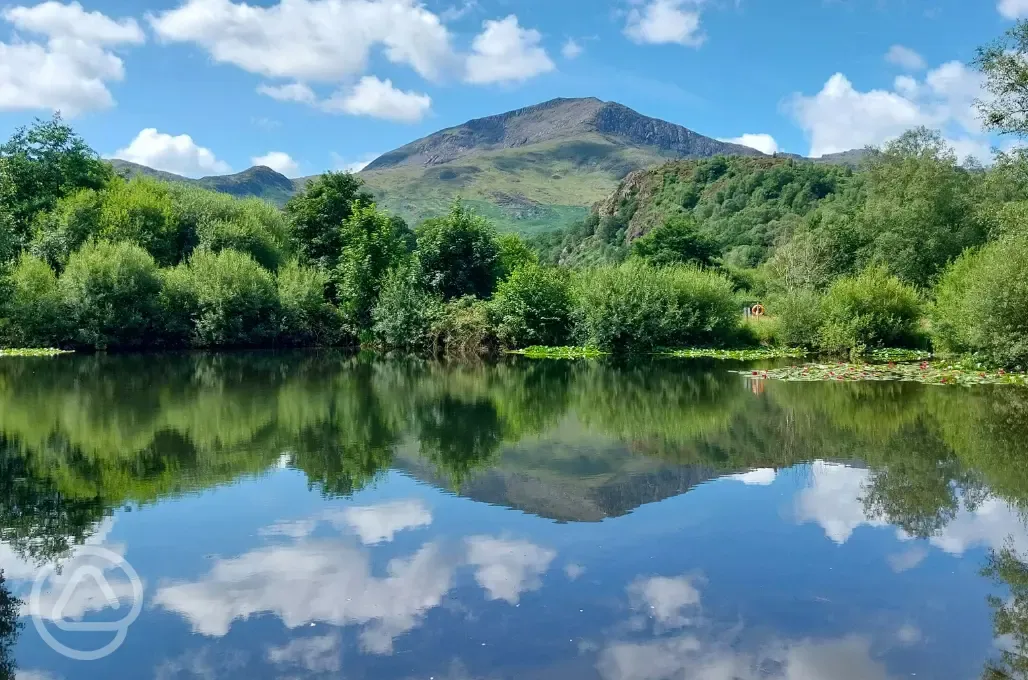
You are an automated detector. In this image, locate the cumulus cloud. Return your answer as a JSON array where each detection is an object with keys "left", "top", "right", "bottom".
[
  {"left": 323, "top": 76, "right": 431, "bottom": 122},
  {"left": 727, "top": 467, "right": 779, "bottom": 485},
  {"left": 465, "top": 537, "right": 556, "bottom": 604},
  {"left": 339, "top": 499, "right": 433, "bottom": 545},
  {"left": 465, "top": 15, "right": 556, "bottom": 85},
  {"left": 794, "top": 463, "right": 886, "bottom": 544},
  {"left": 0, "top": 1, "right": 144, "bottom": 115},
  {"left": 789, "top": 61, "right": 990, "bottom": 160},
  {"left": 624, "top": 0, "right": 704, "bottom": 47},
  {"left": 112, "top": 128, "right": 231, "bottom": 177},
  {"left": 885, "top": 45, "right": 926, "bottom": 71},
  {"left": 999, "top": 0, "right": 1028, "bottom": 19},
  {"left": 628, "top": 575, "right": 702, "bottom": 628},
  {"left": 154, "top": 539, "right": 455, "bottom": 654},
  {"left": 251, "top": 151, "right": 298, "bottom": 175},
  {"left": 718, "top": 134, "right": 779, "bottom": 156},
  {"left": 149, "top": 0, "right": 456, "bottom": 82},
  {"left": 562, "top": 38, "right": 583, "bottom": 59},
  {"left": 257, "top": 82, "right": 316, "bottom": 104}
]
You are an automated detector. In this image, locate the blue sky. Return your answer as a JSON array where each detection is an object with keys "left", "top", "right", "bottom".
[{"left": 0, "top": 0, "right": 1020, "bottom": 177}]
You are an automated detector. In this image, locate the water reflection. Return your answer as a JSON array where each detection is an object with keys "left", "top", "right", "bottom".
[{"left": 0, "top": 352, "right": 1025, "bottom": 678}]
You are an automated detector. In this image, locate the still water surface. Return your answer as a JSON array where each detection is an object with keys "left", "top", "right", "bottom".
[{"left": 1, "top": 352, "right": 1027, "bottom": 679}]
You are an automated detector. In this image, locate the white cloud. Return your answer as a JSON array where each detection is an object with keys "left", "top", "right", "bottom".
[
  {"left": 465, "top": 536, "right": 555, "bottom": 604},
  {"left": 794, "top": 463, "right": 886, "bottom": 544},
  {"left": 624, "top": 0, "right": 704, "bottom": 47},
  {"left": 440, "top": 0, "right": 477, "bottom": 22},
  {"left": 257, "top": 82, "right": 316, "bottom": 104},
  {"left": 154, "top": 539, "right": 455, "bottom": 654},
  {"left": 886, "top": 546, "right": 928, "bottom": 573},
  {"left": 251, "top": 151, "right": 299, "bottom": 175},
  {"left": 464, "top": 15, "right": 556, "bottom": 85},
  {"left": 718, "top": 134, "right": 779, "bottom": 156},
  {"left": 885, "top": 45, "right": 926, "bottom": 72},
  {"left": 562, "top": 38, "right": 583, "bottom": 59},
  {"left": 0, "top": 1, "right": 144, "bottom": 115},
  {"left": 564, "top": 563, "right": 585, "bottom": 580},
  {"left": 267, "top": 633, "right": 341, "bottom": 673},
  {"left": 323, "top": 76, "right": 431, "bottom": 123},
  {"left": 789, "top": 62, "right": 991, "bottom": 160},
  {"left": 339, "top": 499, "right": 432, "bottom": 545},
  {"left": 112, "top": 128, "right": 231, "bottom": 177},
  {"left": 628, "top": 575, "right": 701, "bottom": 628},
  {"left": 149, "top": 0, "right": 456, "bottom": 82},
  {"left": 331, "top": 151, "right": 379, "bottom": 173},
  {"left": 999, "top": 0, "right": 1028, "bottom": 19},
  {"left": 727, "top": 467, "right": 779, "bottom": 485}
]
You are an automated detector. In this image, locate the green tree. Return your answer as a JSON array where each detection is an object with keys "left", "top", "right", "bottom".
[
  {"left": 372, "top": 258, "right": 443, "bottom": 350},
  {"left": 496, "top": 232, "right": 538, "bottom": 281},
  {"left": 0, "top": 254, "right": 66, "bottom": 347},
  {"left": 28, "top": 188, "right": 103, "bottom": 270},
  {"left": 98, "top": 177, "right": 181, "bottom": 266},
  {"left": 416, "top": 200, "right": 500, "bottom": 300},
  {"left": 0, "top": 114, "right": 112, "bottom": 247},
  {"left": 59, "top": 241, "right": 161, "bottom": 349},
  {"left": 278, "top": 259, "right": 343, "bottom": 346},
  {"left": 631, "top": 214, "right": 718, "bottom": 267},
  {"left": 492, "top": 264, "right": 575, "bottom": 348},
  {"left": 335, "top": 203, "right": 408, "bottom": 331},
  {"left": 184, "top": 248, "right": 280, "bottom": 347},
  {"left": 974, "top": 20, "right": 1028, "bottom": 137},
  {"left": 285, "top": 172, "right": 373, "bottom": 271},
  {"left": 819, "top": 265, "right": 924, "bottom": 352}
]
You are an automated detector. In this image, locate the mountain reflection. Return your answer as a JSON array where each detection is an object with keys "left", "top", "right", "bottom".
[{"left": 0, "top": 352, "right": 1026, "bottom": 678}]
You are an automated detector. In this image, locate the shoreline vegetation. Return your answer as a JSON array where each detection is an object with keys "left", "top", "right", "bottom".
[{"left": 3, "top": 23, "right": 1028, "bottom": 379}]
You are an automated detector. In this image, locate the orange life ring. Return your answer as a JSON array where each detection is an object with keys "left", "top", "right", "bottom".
[{"left": 751, "top": 304, "right": 765, "bottom": 317}]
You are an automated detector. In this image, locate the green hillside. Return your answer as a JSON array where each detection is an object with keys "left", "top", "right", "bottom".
[{"left": 111, "top": 160, "right": 295, "bottom": 207}]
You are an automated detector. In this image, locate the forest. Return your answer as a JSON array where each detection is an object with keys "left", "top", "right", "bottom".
[{"left": 2, "top": 22, "right": 1028, "bottom": 366}]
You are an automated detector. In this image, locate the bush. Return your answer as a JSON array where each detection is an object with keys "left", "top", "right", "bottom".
[
  {"left": 277, "top": 260, "right": 343, "bottom": 346},
  {"left": 335, "top": 203, "right": 408, "bottom": 331},
  {"left": 432, "top": 296, "right": 496, "bottom": 357},
  {"left": 765, "top": 288, "right": 824, "bottom": 348},
  {"left": 60, "top": 241, "right": 161, "bottom": 349},
  {"left": 630, "top": 214, "right": 718, "bottom": 267},
  {"left": 29, "top": 188, "right": 103, "bottom": 270},
  {"left": 186, "top": 248, "right": 280, "bottom": 347},
  {"left": 574, "top": 262, "right": 740, "bottom": 353},
  {"left": 157, "top": 264, "right": 199, "bottom": 347},
  {"left": 818, "top": 265, "right": 923, "bottom": 352},
  {"left": 496, "top": 233, "right": 537, "bottom": 281},
  {"left": 931, "top": 234, "right": 1028, "bottom": 366},
  {"left": 491, "top": 264, "right": 575, "bottom": 348},
  {"left": 372, "top": 259, "right": 443, "bottom": 350},
  {"left": 98, "top": 177, "right": 181, "bottom": 266},
  {"left": 416, "top": 201, "right": 500, "bottom": 299},
  {"left": 0, "top": 254, "right": 66, "bottom": 347}
]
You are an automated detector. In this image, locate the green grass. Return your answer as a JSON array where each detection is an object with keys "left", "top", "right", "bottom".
[{"left": 0, "top": 348, "right": 72, "bottom": 357}]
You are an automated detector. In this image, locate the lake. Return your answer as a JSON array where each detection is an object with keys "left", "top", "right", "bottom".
[{"left": 0, "top": 351, "right": 1026, "bottom": 680}]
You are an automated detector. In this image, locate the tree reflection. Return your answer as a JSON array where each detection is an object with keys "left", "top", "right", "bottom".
[{"left": 984, "top": 544, "right": 1028, "bottom": 679}]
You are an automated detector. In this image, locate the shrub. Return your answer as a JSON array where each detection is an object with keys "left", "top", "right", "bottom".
[
  {"left": 196, "top": 214, "right": 285, "bottom": 272},
  {"left": 157, "top": 264, "right": 199, "bottom": 347},
  {"left": 277, "top": 260, "right": 343, "bottom": 346},
  {"left": 496, "top": 232, "right": 537, "bottom": 281},
  {"left": 0, "top": 254, "right": 66, "bottom": 347},
  {"left": 335, "top": 203, "right": 408, "bottom": 331},
  {"left": 931, "top": 234, "right": 1028, "bottom": 367},
  {"left": 372, "top": 259, "right": 443, "bottom": 350},
  {"left": 574, "top": 262, "right": 740, "bottom": 353},
  {"left": 630, "top": 214, "right": 718, "bottom": 267},
  {"left": 29, "top": 188, "right": 103, "bottom": 270},
  {"left": 432, "top": 296, "right": 496, "bottom": 357},
  {"left": 98, "top": 177, "right": 180, "bottom": 266},
  {"left": 765, "top": 288, "right": 824, "bottom": 348},
  {"left": 818, "top": 265, "right": 923, "bottom": 352},
  {"left": 415, "top": 201, "right": 500, "bottom": 299},
  {"left": 59, "top": 241, "right": 161, "bottom": 349},
  {"left": 186, "top": 248, "right": 280, "bottom": 347},
  {"left": 491, "top": 264, "right": 575, "bottom": 348}
]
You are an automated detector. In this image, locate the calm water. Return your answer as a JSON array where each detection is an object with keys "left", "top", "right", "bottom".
[{"left": 1, "top": 352, "right": 1027, "bottom": 680}]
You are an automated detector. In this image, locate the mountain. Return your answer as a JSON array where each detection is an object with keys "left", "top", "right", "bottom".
[
  {"left": 110, "top": 160, "right": 296, "bottom": 206},
  {"left": 109, "top": 97, "right": 866, "bottom": 234}
]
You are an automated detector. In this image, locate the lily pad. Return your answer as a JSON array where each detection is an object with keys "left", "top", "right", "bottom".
[
  {"left": 735, "top": 361, "right": 1028, "bottom": 387},
  {"left": 0, "top": 348, "right": 73, "bottom": 358}
]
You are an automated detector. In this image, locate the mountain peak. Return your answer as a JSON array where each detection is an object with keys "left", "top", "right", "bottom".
[{"left": 363, "top": 97, "right": 761, "bottom": 172}]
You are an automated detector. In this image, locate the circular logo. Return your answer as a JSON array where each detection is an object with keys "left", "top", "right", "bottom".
[{"left": 29, "top": 545, "right": 144, "bottom": 661}]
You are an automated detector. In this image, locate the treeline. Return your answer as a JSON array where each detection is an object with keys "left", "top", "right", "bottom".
[{"left": 0, "top": 117, "right": 747, "bottom": 354}]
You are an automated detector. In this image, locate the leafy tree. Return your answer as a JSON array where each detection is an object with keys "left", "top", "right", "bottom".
[
  {"left": 372, "top": 258, "right": 443, "bottom": 350},
  {"left": 182, "top": 248, "right": 280, "bottom": 347},
  {"left": 631, "top": 214, "right": 718, "bottom": 267},
  {"left": 492, "top": 264, "right": 575, "bottom": 348},
  {"left": 28, "top": 188, "right": 103, "bottom": 270},
  {"left": 97, "top": 177, "right": 181, "bottom": 266},
  {"left": 0, "top": 254, "right": 66, "bottom": 347},
  {"left": 278, "top": 259, "right": 343, "bottom": 346},
  {"left": 335, "top": 203, "right": 408, "bottom": 331},
  {"left": 416, "top": 200, "right": 500, "bottom": 300},
  {"left": 285, "top": 172, "right": 373, "bottom": 271},
  {"left": 496, "top": 232, "right": 538, "bottom": 280},
  {"left": 819, "top": 265, "right": 924, "bottom": 352},
  {"left": 59, "top": 241, "right": 162, "bottom": 349},
  {"left": 974, "top": 19, "right": 1028, "bottom": 137},
  {"left": 0, "top": 114, "right": 112, "bottom": 247}
]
